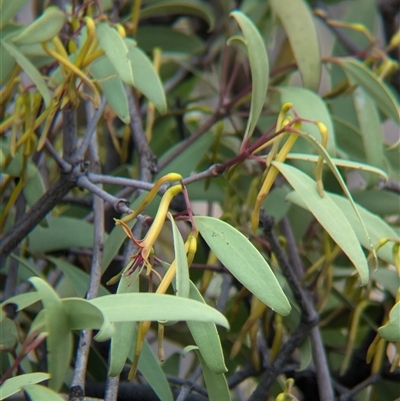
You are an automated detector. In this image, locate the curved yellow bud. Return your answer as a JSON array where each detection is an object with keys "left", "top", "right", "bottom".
[
  {"left": 315, "top": 121, "right": 328, "bottom": 197},
  {"left": 75, "top": 16, "right": 96, "bottom": 68},
  {"left": 115, "top": 23, "right": 126, "bottom": 38}
]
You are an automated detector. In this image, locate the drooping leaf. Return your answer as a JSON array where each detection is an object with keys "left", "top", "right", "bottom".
[
  {"left": 169, "top": 213, "right": 190, "bottom": 298},
  {"left": 274, "top": 162, "right": 369, "bottom": 284},
  {"left": 12, "top": 6, "right": 66, "bottom": 45},
  {"left": 2, "top": 41, "right": 51, "bottom": 107},
  {"left": 0, "top": 0, "right": 28, "bottom": 28},
  {"left": 89, "top": 293, "right": 229, "bottom": 328},
  {"left": 22, "top": 384, "right": 64, "bottom": 401},
  {"left": 194, "top": 216, "right": 291, "bottom": 316},
  {"left": 229, "top": 11, "right": 269, "bottom": 143},
  {"left": 90, "top": 56, "right": 130, "bottom": 124},
  {"left": 96, "top": 22, "right": 134, "bottom": 86},
  {"left": 187, "top": 282, "right": 227, "bottom": 373},
  {"left": 335, "top": 57, "right": 400, "bottom": 124},
  {"left": 270, "top": 0, "right": 321, "bottom": 91},
  {"left": 183, "top": 346, "right": 230, "bottom": 401},
  {"left": 378, "top": 301, "right": 400, "bottom": 342},
  {"left": 0, "top": 373, "right": 50, "bottom": 400},
  {"left": 279, "top": 87, "right": 336, "bottom": 155},
  {"left": 29, "top": 277, "right": 71, "bottom": 391},
  {"left": 138, "top": 340, "right": 174, "bottom": 401},
  {"left": 125, "top": 40, "right": 167, "bottom": 114},
  {"left": 140, "top": 0, "right": 216, "bottom": 31},
  {"left": 109, "top": 270, "right": 139, "bottom": 377},
  {"left": 353, "top": 87, "right": 386, "bottom": 185}
]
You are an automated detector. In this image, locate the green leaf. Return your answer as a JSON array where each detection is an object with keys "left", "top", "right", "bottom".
[
  {"left": 23, "top": 164, "right": 46, "bottom": 206},
  {"left": 12, "top": 6, "right": 66, "bottom": 45},
  {"left": 140, "top": 0, "right": 216, "bottom": 31},
  {"left": 279, "top": 87, "right": 336, "bottom": 155},
  {"left": 274, "top": 162, "right": 369, "bottom": 285},
  {"left": 194, "top": 216, "right": 291, "bottom": 315},
  {"left": 378, "top": 301, "right": 400, "bottom": 342},
  {"left": 263, "top": 185, "right": 291, "bottom": 223},
  {"left": 28, "top": 217, "right": 104, "bottom": 253},
  {"left": 0, "top": 373, "right": 50, "bottom": 400},
  {"left": 335, "top": 58, "right": 400, "bottom": 124},
  {"left": 0, "top": 41, "right": 16, "bottom": 84},
  {"left": 22, "top": 384, "right": 64, "bottom": 401},
  {"left": 108, "top": 270, "right": 139, "bottom": 377},
  {"left": 187, "top": 282, "right": 227, "bottom": 373},
  {"left": 89, "top": 293, "right": 229, "bottom": 328},
  {"left": 353, "top": 87, "right": 386, "bottom": 185},
  {"left": 96, "top": 22, "right": 134, "bottom": 86},
  {"left": 371, "top": 269, "right": 400, "bottom": 298},
  {"left": 270, "top": 0, "right": 321, "bottom": 91},
  {"left": 61, "top": 298, "right": 105, "bottom": 330},
  {"left": 169, "top": 213, "right": 190, "bottom": 298},
  {"left": 0, "top": 318, "right": 18, "bottom": 350},
  {"left": 90, "top": 56, "right": 130, "bottom": 124},
  {"left": 1, "top": 292, "right": 41, "bottom": 311},
  {"left": 353, "top": 189, "right": 400, "bottom": 216},
  {"left": 126, "top": 42, "right": 167, "bottom": 114},
  {"left": 29, "top": 277, "right": 71, "bottom": 391},
  {"left": 1, "top": 41, "right": 51, "bottom": 107},
  {"left": 0, "top": 0, "right": 28, "bottom": 29},
  {"left": 183, "top": 346, "right": 230, "bottom": 401},
  {"left": 138, "top": 340, "right": 174, "bottom": 401},
  {"left": 229, "top": 11, "right": 269, "bottom": 143},
  {"left": 136, "top": 26, "right": 204, "bottom": 54},
  {"left": 47, "top": 257, "right": 110, "bottom": 298}
]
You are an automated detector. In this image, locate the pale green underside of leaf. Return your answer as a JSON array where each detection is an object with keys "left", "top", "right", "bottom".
[
  {"left": 270, "top": 0, "right": 321, "bottom": 91},
  {"left": 229, "top": 10, "right": 269, "bottom": 143},
  {"left": 0, "top": 373, "right": 50, "bottom": 400},
  {"left": 2, "top": 41, "right": 51, "bottom": 107},
  {"left": 378, "top": 301, "right": 400, "bottom": 342},
  {"left": 89, "top": 293, "right": 230, "bottom": 329},
  {"left": 194, "top": 216, "right": 291, "bottom": 315},
  {"left": 273, "top": 162, "right": 369, "bottom": 285}
]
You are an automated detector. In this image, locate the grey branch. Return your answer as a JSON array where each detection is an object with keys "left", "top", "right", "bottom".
[{"left": 87, "top": 173, "right": 155, "bottom": 191}]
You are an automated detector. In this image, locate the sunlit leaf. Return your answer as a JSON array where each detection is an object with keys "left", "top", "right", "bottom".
[
  {"left": 126, "top": 40, "right": 167, "bottom": 114},
  {"left": 0, "top": 373, "right": 50, "bottom": 400},
  {"left": 229, "top": 10, "right": 269, "bottom": 143},
  {"left": 140, "top": 0, "right": 216, "bottom": 31},
  {"left": 169, "top": 213, "right": 190, "bottom": 298},
  {"left": 12, "top": 6, "right": 66, "bottom": 45},
  {"left": 270, "top": 0, "right": 321, "bottom": 91},
  {"left": 96, "top": 22, "right": 134, "bottom": 86},
  {"left": 194, "top": 216, "right": 291, "bottom": 315},
  {"left": 274, "top": 162, "right": 369, "bottom": 284},
  {"left": 89, "top": 293, "right": 229, "bottom": 328},
  {"left": 378, "top": 302, "right": 400, "bottom": 341},
  {"left": 29, "top": 277, "right": 71, "bottom": 391},
  {"left": 2, "top": 41, "right": 51, "bottom": 107},
  {"left": 22, "top": 384, "right": 64, "bottom": 401},
  {"left": 335, "top": 57, "right": 400, "bottom": 124}
]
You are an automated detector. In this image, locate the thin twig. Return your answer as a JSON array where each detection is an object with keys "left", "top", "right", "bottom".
[
  {"left": 339, "top": 374, "right": 381, "bottom": 401},
  {"left": 228, "top": 365, "right": 260, "bottom": 389},
  {"left": 176, "top": 365, "right": 203, "bottom": 401},
  {"left": 87, "top": 173, "right": 155, "bottom": 191},
  {"left": 76, "top": 175, "right": 132, "bottom": 215},
  {"left": 62, "top": 106, "right": 77, "bottom": 163},
  {"left": 45, "top": 139, "right": 72, "bottom": 172}
]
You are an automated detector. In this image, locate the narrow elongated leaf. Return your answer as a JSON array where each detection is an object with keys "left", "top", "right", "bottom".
[
  {"left": 0, "top": 373, "right": 50, "bottom": 400},
  {"left": 169, "top": 213, "right": 190, "bottom": 298},
  {"left": 140, "top": 0, "right": 215, "bottom": 31},
  {"left": 90, "top": 56, "right": 130, "bottom": 124},
  {"left": 126, "top": 41, "right": 167, "bottom": 114},
  {"left": 194, "top": 216, "right": 291, "bottom": 315},
  {"left": 270, "top": 0, "right": 321, "bottom": 91},
  {"left": 61, "top": 299, "right": 104, "bottom": 330},
  {"left": 274, "top": 162, "right": 369, "bottom": 284},
  {"left": 378, "top": 301, "right": 400, "bottom": 341},
  {"left": 0, "top": 0, "right": 28, "bottom": 28},
  {"left": 22, "top": 384, "right": 64, "bottom": 401},
  {"left": 183, "top": 346, "right": 230, "bottom": 401},
  {"left": 138, "top": 340, "right": 174, "bottom": 401},
  {"left": 353, "top": 87, "right": 386, "bottom": 185},
  {"left": 0, "top": 42, "right": 16, "bottom": 84},
  {"left": 2, "top": 41, "right": 51, "bottom": 107},
  {"left": 96, "top": 22, "right": 134, "bottom": 86},
  {"left": 1, "top": 292, "right": 41, "bottom": 311},
  {"left": 12, "top": 7, "right": 66, "bottom": 45},
  {"left": 187, "top": 282, "right": 227, "bottom": 373},
  {"left": 279, "top": 87, "right": 336, "bottom": 155},
  {"left": 29, "top": 278, "right": 71, "bottom": 391},
  {"left": 229, "top": 11, "right": 269, "bottom": 143},
  {"left": 89, "top": 293, "right": 229, "bottom": 328},
  {"left": 336, "top": 58, "right": 400, "bottom": 124},
  {"left": 109, "top": 272, "right": 139, "bottom": 377}
]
